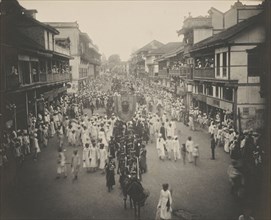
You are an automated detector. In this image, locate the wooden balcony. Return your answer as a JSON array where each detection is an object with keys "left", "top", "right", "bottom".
[
  {"left": 81, "top": 48, "right": 101, "bottom": 65},
  {"left": 168, "top": 67, "right": 193, "bottom": 78},
  {"left": 158, "top": 69, "right": 168, "bottom": 76},
  {"left": 45, "top": 72, "right": 71, "bottom": 83},
  {"left": 193, "top": 68, "right": 215, "bottom": 79},
  {"left": 7, "top": 72, "right": 70, "bottom": 91},
  {"left": 54, "top": 45, "right": 70, "bottom": 56},
  {"left": 169, "top": 69, "right": 180, "bottom": 76},
  {"left": 180, "top": 67, "right": 192, "bottom": 76}
]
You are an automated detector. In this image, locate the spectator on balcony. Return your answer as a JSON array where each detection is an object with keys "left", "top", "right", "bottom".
[
  {"left": 52, "top": 65, "right": 57, "bottom": 74},
  {"left": 32, "top": 67, "right": 40, "bottom": 82},
  {"left": 8, "top": 66, "right": 20, "bottom": 87},
  {"left": 10, "top": 66, "right": 19, "bottom": 76}
]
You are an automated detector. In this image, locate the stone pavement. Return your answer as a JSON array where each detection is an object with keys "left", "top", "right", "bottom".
[{"left": 2, "top": 105, "right": 242, "bottom": 220}]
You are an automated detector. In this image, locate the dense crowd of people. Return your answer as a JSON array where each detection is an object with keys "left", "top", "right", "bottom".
[{"left": 0, "top": 74, "right": 266, "bottom": 220}]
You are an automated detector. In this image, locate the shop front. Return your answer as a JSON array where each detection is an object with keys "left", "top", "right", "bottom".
[
  {"left": 5, "top": 91, "right": 28, "bottom": 130},
  {"left": 192, "top": 93, "right": 234, "bottom": 123},
  {"left": 192, "top": 93, "right": 207, "bottom": 112},
  {"left": 206, "top": 96, "right": 234, "bottom": 123}
]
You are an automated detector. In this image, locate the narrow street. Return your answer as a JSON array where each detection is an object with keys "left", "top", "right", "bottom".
[
  {"left": 2, "top": 106, "right": 240, "bottom": 220},
  {"left": 2, "top": 1, "right": 269, "bottom": 219}
]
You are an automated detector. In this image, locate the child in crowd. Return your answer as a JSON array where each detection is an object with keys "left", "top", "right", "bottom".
[
  {"left": 33, "top": 133, "right": 41, "bottom": 161},
  {"left": 71, "top": 150, "right": 80, "bottom": 181},
  {"left": 181, "top": 143, "right": 186, "bottom": 165},
  {"left": 192, "top": 144, "right": 199, "bottom": 166},
  {"left": 22, "top": 130, "right": 30, "bottom": 155},
  {"left": 56, "top": 148, "right": 67, "bottom": 179}
]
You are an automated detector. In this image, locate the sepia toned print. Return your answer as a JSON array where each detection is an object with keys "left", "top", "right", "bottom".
[{"left": 0, "top": 0, "right": 270, "bottom": 220}]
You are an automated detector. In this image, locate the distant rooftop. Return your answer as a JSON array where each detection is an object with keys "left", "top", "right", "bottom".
[
  {"left": 147, "top": 42, "right": 183, "bottom": 56},
  {"left": 177, "top": 16, "right": 212, "bottom": 36},
  {"left": 45, "top": 22, "right": 79, "bottom": 29},
  {"left": 80, "top": 32, "right": 93, "bottom": 44},
  {"left": 190, "top": 12, "right": 264, "bottom": 52},
  {"left": 136, "top": 40, "right": 164, "bottom": 54}
]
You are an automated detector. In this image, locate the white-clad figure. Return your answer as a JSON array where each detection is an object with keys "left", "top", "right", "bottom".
[
  {"left": 82, "top": 143, "right": 91, "bottom": 172},
  {"left": 81, "top": 127, "right": 90, "bottom": 148},
  {"left": 162, "top": 113, "right": 167, "bottom": 123},
  {"left": 157, "top": 183, "right": 172, "bottom": 220},
  {"left": 68, "top": 128, "right": 75, "bottom": 147},
  {"left": 154, "top": 119, "right": 161, "bottom": 139},
  {"left": 209, "top": 121, "right": 215, "bottom": 135},
  {"left": 165, "top": 136, "right": 173, "bottom": 160},
  {"left": 49, "top": 120, "right": 56, "bottom": 137},
  {"left": 149, "top": 122, "right": 156, "bottom": 142},
  {"left": 89, "top": 144, "right": 98, "bottom": 171},
  {"left": 105, "top": 123, "right": 113, "bottom": 141},
  {"left": 186, "top": 136, "right": 194, "bottom": 163},
  {"left": 156, "top": 134, "right": 166, "bottom": 160},
  {"left": 172, "top": 136, "right": 181, "bottom": 161},
  {"left": 98, "top": 128, "right": 108, "bottom": 150},
  {"left": 224, "top": 129, "right": 230, "bottom": 153},
  {"left": 98, "top": 143, "right": 108, "bottom": 171},
  {"left": 167, "top": 123, "right": 175, "bottom": 138}
]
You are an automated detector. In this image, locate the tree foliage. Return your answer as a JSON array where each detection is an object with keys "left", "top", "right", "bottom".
[
  {"left": 107, "top": 54, "right": 121, "bottom": 72},
  {"left": 108, "top": 54, "right": 121, "bottom": 65}
]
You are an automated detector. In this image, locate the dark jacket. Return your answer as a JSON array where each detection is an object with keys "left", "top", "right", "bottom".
[{"left": 211, "top": 138, "right": 216, "bottom": 149}]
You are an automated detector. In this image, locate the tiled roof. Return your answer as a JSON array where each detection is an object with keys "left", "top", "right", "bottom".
[
  {"left": 0, "top": 0, "right": 59, "bottom": 34},
  {"left": 80, "top": 32, "right": 93, "bottom": 44},
  {"left": 9, "top": 30, "right": 47, "bottom": 51},
  {"left": 136, "top": 40, "right": 164, "bottom": 53},
  {"left": 190, "top": 12, "right": 264, "bottom": 52},
  {"left": 155, "top": 43, "right": 184, "bottom": 61},
  {"left": 148, "top": 42, "right": 182, "bottom": 56},
  {"left": 45, "top": 22, "right": 79, "bottom": 29}
]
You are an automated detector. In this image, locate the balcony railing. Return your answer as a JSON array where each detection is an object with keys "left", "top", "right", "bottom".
[
  {"left": 168, "top": 67, "right": 193, "bottom": 78},
  {"left": 54, "top": 45, "right": 70, "bottom": 56},
  {"left": 45, "top": 72, "right": 70, "bottom": 83},
  {"left": 193, "top": 68, "right": 215, "bottom": 79},
  {"left": 180, "top": 67, "right": 192, "bottom": 76},
  {"left": 7, "top": 72, "right": 70, "bottom": 90},
  {"left": 169, "top": 69, "right": 180, "bottom": 75},
  {"left": 81, "top": 48, "right": 101, "bottom": 65},
  {"left": 158, "top": 69, "right": 168, "bottom": 76}
]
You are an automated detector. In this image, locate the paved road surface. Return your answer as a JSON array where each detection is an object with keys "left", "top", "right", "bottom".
[
  {"left": 2, "top": 81, "right": 242, "bottom": 220},
  {"left": 2, "top": 106, "right": 242, "bottom": 220}
]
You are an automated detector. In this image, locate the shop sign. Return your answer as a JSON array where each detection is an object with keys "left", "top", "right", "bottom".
[
  {"left": 195, "top": 94, "right": 207, "bottom": 102},
  {"left": 6, "top": 120, "right": 13, "bottom": 129},
  {"left": 187, "top": 84, "right": 193, "bottom": 92},
  {"left": 220, "top": 100, "right": 233, "bottom": 111},
  {"left": 177, "top": 86, "right": 185, "bottom": 94},
  {"left": 18, "top": 55, "right": 30, "bottom": 61},
  {"left": 58, "top": 86, "right": 67, "bottom": 93},
  {"left": 207, "top": 97, "right": 220, "bottom": 108}
]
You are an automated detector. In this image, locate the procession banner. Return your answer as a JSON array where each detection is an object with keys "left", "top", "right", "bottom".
[{"left": 114, "top": 94, "right": 137, "bottom": 122}]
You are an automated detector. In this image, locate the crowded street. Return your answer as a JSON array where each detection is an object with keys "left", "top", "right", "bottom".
[
  {"left": 1, "top": 1, "right": 270, "bottom": 220},
  {"left": 2, "top": 76, "right": 240, "bottom": 220}
]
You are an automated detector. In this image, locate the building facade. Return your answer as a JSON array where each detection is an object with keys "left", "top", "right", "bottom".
[
  {"left": 0, "top": 0, "right": 72, "bottom": 130},
  {"left": 190, "top": 12, "right": 265, "bottom": 131},
  {"left": 130, "top": 40, "right": 164, "bottom": 77},
  {"left": 45, "top": 22, "right": 101, "bottom": 93},
  {"left": 154, "top": 0, "right": 265, "bottom": 130}
]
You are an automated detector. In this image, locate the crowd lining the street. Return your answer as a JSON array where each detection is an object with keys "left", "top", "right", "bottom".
[{"left": 0, "top": 74, "right": 265, "bottom": 220}]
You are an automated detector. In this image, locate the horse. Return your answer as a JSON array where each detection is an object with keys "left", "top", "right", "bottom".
[{"left": 120, "top": 174, "right": 149, "bottom": 219}]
